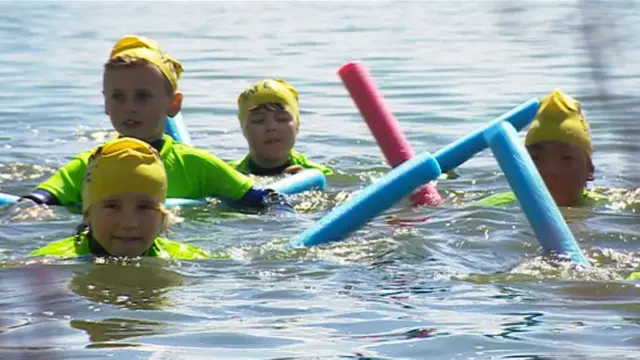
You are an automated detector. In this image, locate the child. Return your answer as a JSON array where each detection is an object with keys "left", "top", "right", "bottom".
[
  {"left": 29, "top": 138, "right": 210, "bottom": 259},
  {"left": 229, "top": 78, "right": 334, "bottom": 176},
  {"left": 19, "top": 35, "right": 291, "bottom": 213},
  {"left": 478, "top": 89, "right": 603, "bottom": 207}
]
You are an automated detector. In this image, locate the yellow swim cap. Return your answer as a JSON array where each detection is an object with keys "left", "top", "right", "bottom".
[
  {"left": 109, "top": 35, "right": 183, "bottom": 92},
  {"left": 82, "top": 138, "right": 167, "bottom": 212},
  {"left": 237, "top": 79, "right": 300, "bottom": 128},
  {"left": 525, "top": 89, "right": 593, "bottom": 156}
]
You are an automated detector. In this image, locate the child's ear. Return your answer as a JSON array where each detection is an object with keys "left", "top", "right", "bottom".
[
  {"left": 168, "top": 92, "right": 183, "bottom": 118},
  {"left": 82, "top": 211, "right": 90, "bottom": 226},
  {"left": 587, "top": 158, "right": 595, "bottom": 182},
  {"left": 159, "top": 208, "right": 171, "bottom": 235}
]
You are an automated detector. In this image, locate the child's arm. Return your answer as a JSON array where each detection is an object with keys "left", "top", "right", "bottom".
[
  {"left": 22, "top": 154, "right": 90, "bottom": 206},
  {"left": 190, "top": 151, "right": 294, "bottom": 213},
  {"left": 8, "top": 157, "right": 86, "bottom": 220},
  {"left": 290, "top": 150, "right": 333, "bottom": 175},
  {"left": 235, "top": 187, "right": 294, "bottom": 213},
  {"left": 20, "top": 189, "right": 58, "bottom": 205}
]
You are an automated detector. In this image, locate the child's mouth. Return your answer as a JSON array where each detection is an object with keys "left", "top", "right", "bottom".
[
  {"left": 112, "top": 236, "right": 142, "bottom": 242},
  {"left": 123, "top": 119, "right": 141, "bottom": 128},
  {"left": 265, "top": 138, "right": 281, "bottom": 144}
]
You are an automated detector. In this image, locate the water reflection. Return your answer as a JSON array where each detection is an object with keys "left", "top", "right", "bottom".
[
  {"left": 71, "top": 317, "right": 167, "bottom": 345},
  {"left": 67, "top": 259, "right": 183, "bottom": 346},
  {"left": 486, "top": 311, "right": 544, "bottom": 341},
  {"left": 68, "top": 259, "right": 184, "bottom": 310}
]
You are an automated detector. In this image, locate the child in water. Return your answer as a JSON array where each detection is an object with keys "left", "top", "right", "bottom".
[
  {"left": 30, "top": 138, "right": 210, "bottom": 259},
  {"left": 19, "top": 35, "right": 291, "bottom": 213},
  {"left": 479, "top": 89, "right": 602, "bottom": 207},
  {"left": 229, "top": 78, "right": 334, "bottom": 176}
]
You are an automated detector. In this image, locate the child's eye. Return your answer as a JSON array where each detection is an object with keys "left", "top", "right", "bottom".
[
  {"left": 276, "top": 116, "right": 291, "bottom": 122},
  {"left": 562, "top": 155, "right": 575, "bottom": 162},
  {"left": 250, "top": 118, "right": 265, "bottom": 124},
  {"left": 136, "top": 92, "right": 153, "bottom": 101},
  {"left": 138, "top": 203, "right": 157, "bottom": 211},
  {"left": 111, "top": 93, "right": 124, "bottom": 101},
  {"left": 102, "top": 202, "right": 119, "bottom": 209}
]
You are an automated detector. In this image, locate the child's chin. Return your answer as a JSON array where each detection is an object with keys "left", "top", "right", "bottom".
[
  {"left": 109, "top": 242, "right": 147, "bottom": 257},
  {"left": 115, "top": 129, "right": 137, "bottom": 139},
  {"left": 265, "top": 152, "right": 289, "bottom": 161},
  {"left": 551, "top": 195, "right": 576, "bottom": 207},
  {"left": 261, "top": 147, "right": 287, "bottom": 157},
  {"left": 116, "top": 126, "right": 150, "bottom": 139}
]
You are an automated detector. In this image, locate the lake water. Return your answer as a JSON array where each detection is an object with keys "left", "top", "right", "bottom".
[{"left": 0, "top": 1, "right": 639, "bottom": 359}]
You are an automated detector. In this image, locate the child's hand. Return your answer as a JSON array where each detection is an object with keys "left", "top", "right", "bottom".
[
  {"left": 2, "top": 198, "right": 55, "bottom": 222},
  {"left": 283, "top": 165, "right": 304, "bottom": 174}
]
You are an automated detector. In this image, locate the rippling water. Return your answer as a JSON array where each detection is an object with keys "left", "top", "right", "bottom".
[{"left": 0, "top": 1, "right": 639, "bottom": 359}]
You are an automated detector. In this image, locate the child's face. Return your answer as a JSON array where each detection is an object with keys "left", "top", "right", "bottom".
[
  {"left": 86, "top": 192, "right": 164, "bottom": 257},
  {"left": 527, "top": 141, "right": 594, "bottom": 206},
  {"left": 243, "top": 103, "right": 298, "bottom": 165},
  {"left": 103, "top": 65, "right": 181, "bottom": 142}
]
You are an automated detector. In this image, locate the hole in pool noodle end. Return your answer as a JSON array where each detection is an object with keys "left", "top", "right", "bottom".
[
  {"left": 288, "top": 97, "right": 540, "bottom": 249},
  {"left": 288, "top": 153, "right": 442, "bottom": 248},
  {"left": 483, "top": 121, "right": 590, "bottom": 267},
  {"left": 165, "top": 112, "right": 192, "bottom": 145},
  {"left": 338, "top": 61, "right": 442, "bottom": 206}
]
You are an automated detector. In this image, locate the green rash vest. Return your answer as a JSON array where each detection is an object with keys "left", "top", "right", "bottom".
[
  {"left": 37, "top": 135, "right": 253, "bottom": 205},
  {"left": 229, "top": 149, "right": 333, "bottom": 175},
  {"left": 29, "top": 234, "right": 213, "bottom": 260},
  {"left": 476, "top": 189, "right": 606, "bottom": 207}
]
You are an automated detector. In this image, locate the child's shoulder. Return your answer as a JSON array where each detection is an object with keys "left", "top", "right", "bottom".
[
  {"left": 475, "top": 191, "right": 518, "bottom": 207},
  {"left": 69, "top": 144, "right": 104, "bottom": 163},
  {"left": 227, "top": 158, "right": 240, "bottom": 167},
  {"left": 162, "top": 136, "right": 223, "bottom": 163},
  {"left": 29, "top": 235, "right": 89, "bottom": 258},
  {"left": 290, "top": 149, "right": 334, "bottom": 175},
  {"left": 154, "top": 237, "right": 213, "bottom": 260},
  {"left": 227, "top": 155, "right": 250, "bottom": 172}
]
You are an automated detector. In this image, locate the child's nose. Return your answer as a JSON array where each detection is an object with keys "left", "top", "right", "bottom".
[
  {"left": 265, "top": 118, "right": 277, "bottom": 131},
  {"left": 538, "top": 160, "right": 561, "bottom": 177},
  {"left": 119, "top": 209, "right": 140, "bottom": 229},
  {"left": 124, "top": 99, "right": 138, "bottom": 113}
]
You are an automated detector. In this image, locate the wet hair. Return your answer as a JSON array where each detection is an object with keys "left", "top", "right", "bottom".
[
  {"left": 104, "top": 56, "right": 175, "bottom": 95},
  {"left": 587, "top": 159, "right": 595, "bottom": 182},
  {"left": 73, "top": 222, "right": 90, "bottom": 242},
  {"left": 248, "top": 102, "right": 287, "bottom": 113}
]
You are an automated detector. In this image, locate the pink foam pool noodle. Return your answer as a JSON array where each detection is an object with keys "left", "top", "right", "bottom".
[{"left": 338, "top": 61, "right": 442, "bottom": 206}]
